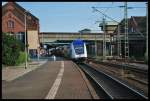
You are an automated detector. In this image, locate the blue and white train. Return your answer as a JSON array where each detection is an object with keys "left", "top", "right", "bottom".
[{"left": 69, "top": 39, "right": 87, "bottom": 62}]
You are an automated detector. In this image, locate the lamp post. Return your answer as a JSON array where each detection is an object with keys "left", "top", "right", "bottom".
[
  {"left": 24, "top": 10, "right": 28, "bottom": 69},
  {"left": 146, "top": 2, "right": 148, "bottom": 62},
  {"left": 37, "top": 45, "right": 40, "bottom": 63}
]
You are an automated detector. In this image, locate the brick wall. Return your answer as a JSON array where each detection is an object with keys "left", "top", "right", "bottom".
[{"left": 2, "top": 11, "right": 25, "bottom": 33}]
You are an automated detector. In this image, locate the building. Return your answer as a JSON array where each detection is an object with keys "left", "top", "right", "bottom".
[
  {"left": 100, "top": 21, "right": 118, "bottom": 57},
  {"left": 2, "top": 2, "right": 40, "bottom": 58},
  {"left": 113, "top": 16, "right": 146, "bottom": 59}
]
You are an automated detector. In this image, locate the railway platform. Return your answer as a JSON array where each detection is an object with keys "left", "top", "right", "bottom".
[
  {"left": 2, "top": 60, "right": 96, "bottom": 99},
  {"left": 52, "top": 61, "right": 93, "bottom": 99}
]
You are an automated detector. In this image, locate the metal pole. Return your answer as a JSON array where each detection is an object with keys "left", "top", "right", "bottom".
[
  {"left": 103, "top": 17, "right": 106, "bottom": 60},
  {"left": 124, "top": 2, "right": 129, "bottom": 60},
  {"left": 117, "top": 25, "right": 121, "bottom": 58},
  {"left": 122, "top": 2, "right": 129, "bottom": 77},
  {"left": 146, "top": 2, "right": 148, "bottom": 62},
  {"left": 117, "top": 25, "right": 119, "bottom": 58},
  {"left": 24, "top": 11, "right": 27, "bottom": 69},
  {"left": 103, "top": 18, "right": 104, "bottom": 59},
  {"left": 37, "top": 47, "right": 39, "bottom": 62},
  {"left": 110, "top": 34, "right": 113, "bottom": 56},
  {"left": 95, "top": 33, "right": 97, "bottom": 57}
]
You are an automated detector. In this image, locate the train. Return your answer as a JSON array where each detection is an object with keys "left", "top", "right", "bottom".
[{"left": 68, "top": 39, "right": 87, "bottom": 62}]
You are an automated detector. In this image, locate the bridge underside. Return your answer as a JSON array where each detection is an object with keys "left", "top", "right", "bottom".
[{"left": 38, "top": 32, "right": 114, "bottom": 57}]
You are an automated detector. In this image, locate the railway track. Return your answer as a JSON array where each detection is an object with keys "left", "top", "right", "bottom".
[
  {"left": 78, "top": 63, "right": 148, "bottom": 99},
  {"left": 88, "top": 59, "right": 148, "bottom": 75},
  {"left": 89, "top": 61, "right": 148, "bottom": 85}
]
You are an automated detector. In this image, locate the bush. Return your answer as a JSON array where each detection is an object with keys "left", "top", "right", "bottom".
[
  {"left": 2, "top": 32, "right": 25, "bottom": 66},
  {"left": 15, "top": 52, "right": 26, "bottom": 65}
]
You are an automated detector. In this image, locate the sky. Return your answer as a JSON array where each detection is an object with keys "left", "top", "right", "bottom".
[{"left": 2, "top": 2, "right": 147, "bottom": 32}]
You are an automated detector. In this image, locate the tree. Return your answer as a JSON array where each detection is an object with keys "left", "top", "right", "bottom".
[{"left": 2, "top": 32, "right": 25, "bottom": 65}]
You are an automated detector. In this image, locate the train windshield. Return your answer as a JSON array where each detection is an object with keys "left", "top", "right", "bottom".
[{"left": 73, "top": 39, "right": 84, "bottom": 54}]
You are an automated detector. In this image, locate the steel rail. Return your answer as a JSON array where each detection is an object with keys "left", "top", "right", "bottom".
[
  {"left": 88, "top": 60, "right": 148, "bottom": 75},
  {"left": 78, "top": 63, "right": 148, "bottom": 99}
]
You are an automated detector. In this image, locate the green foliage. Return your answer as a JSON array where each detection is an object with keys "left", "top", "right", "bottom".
[
  {"left": 2, "top": 32, "right": 25, "bottom": 65},
  {"left": 15, "top": 52, "right": 26, "bottom": 65}
]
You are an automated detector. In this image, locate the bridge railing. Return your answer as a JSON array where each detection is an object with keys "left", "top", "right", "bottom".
[{"left": 39, "top": 33, "right": 111, "bottom": 42}]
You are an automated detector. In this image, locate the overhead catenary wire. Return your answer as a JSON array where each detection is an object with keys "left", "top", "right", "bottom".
[
  {"left": 92, "top": 6, "right": 119, "bottom": 23},
  {"left": 92, "top": 6, "right": 121, "bottom": 58},
  {"left": 92, "top": 3, "right": 146, "bottom": 56},
  {"left": 94, "top": 6, "right": 146, "bottom": 8}
]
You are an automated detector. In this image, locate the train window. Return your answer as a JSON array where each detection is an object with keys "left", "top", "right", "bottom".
[
  {"left": 73, "top": 39, "right": 85, "bottom": 54},
  {"left": 74, "top": 44, "right": 84, "bottom": 54}
]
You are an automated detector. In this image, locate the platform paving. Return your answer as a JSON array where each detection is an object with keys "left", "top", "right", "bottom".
[
  {"left": 54, "top": 61, "right": 92, "bottom": 99},
  {"left": 2, "top": 60, "right": 47, "bottom": 82},
  {"left": 2, "top": 60, "right": 93, "bottom": 99},
  {"left": 2, "top": 61, "right": 61, "bottom": 99}
]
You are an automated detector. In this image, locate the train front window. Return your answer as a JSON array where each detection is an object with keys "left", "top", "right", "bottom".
[{"left": 74, "top": 44, "right": 84, "bottom": 54}]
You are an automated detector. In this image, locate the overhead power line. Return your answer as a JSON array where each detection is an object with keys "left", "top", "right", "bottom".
[
  {"left": 92, "top": 7, "right": 119, "bottom": 23},
  {"left": 94, "top": 6, "right": 146, "bottom": 8}
]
